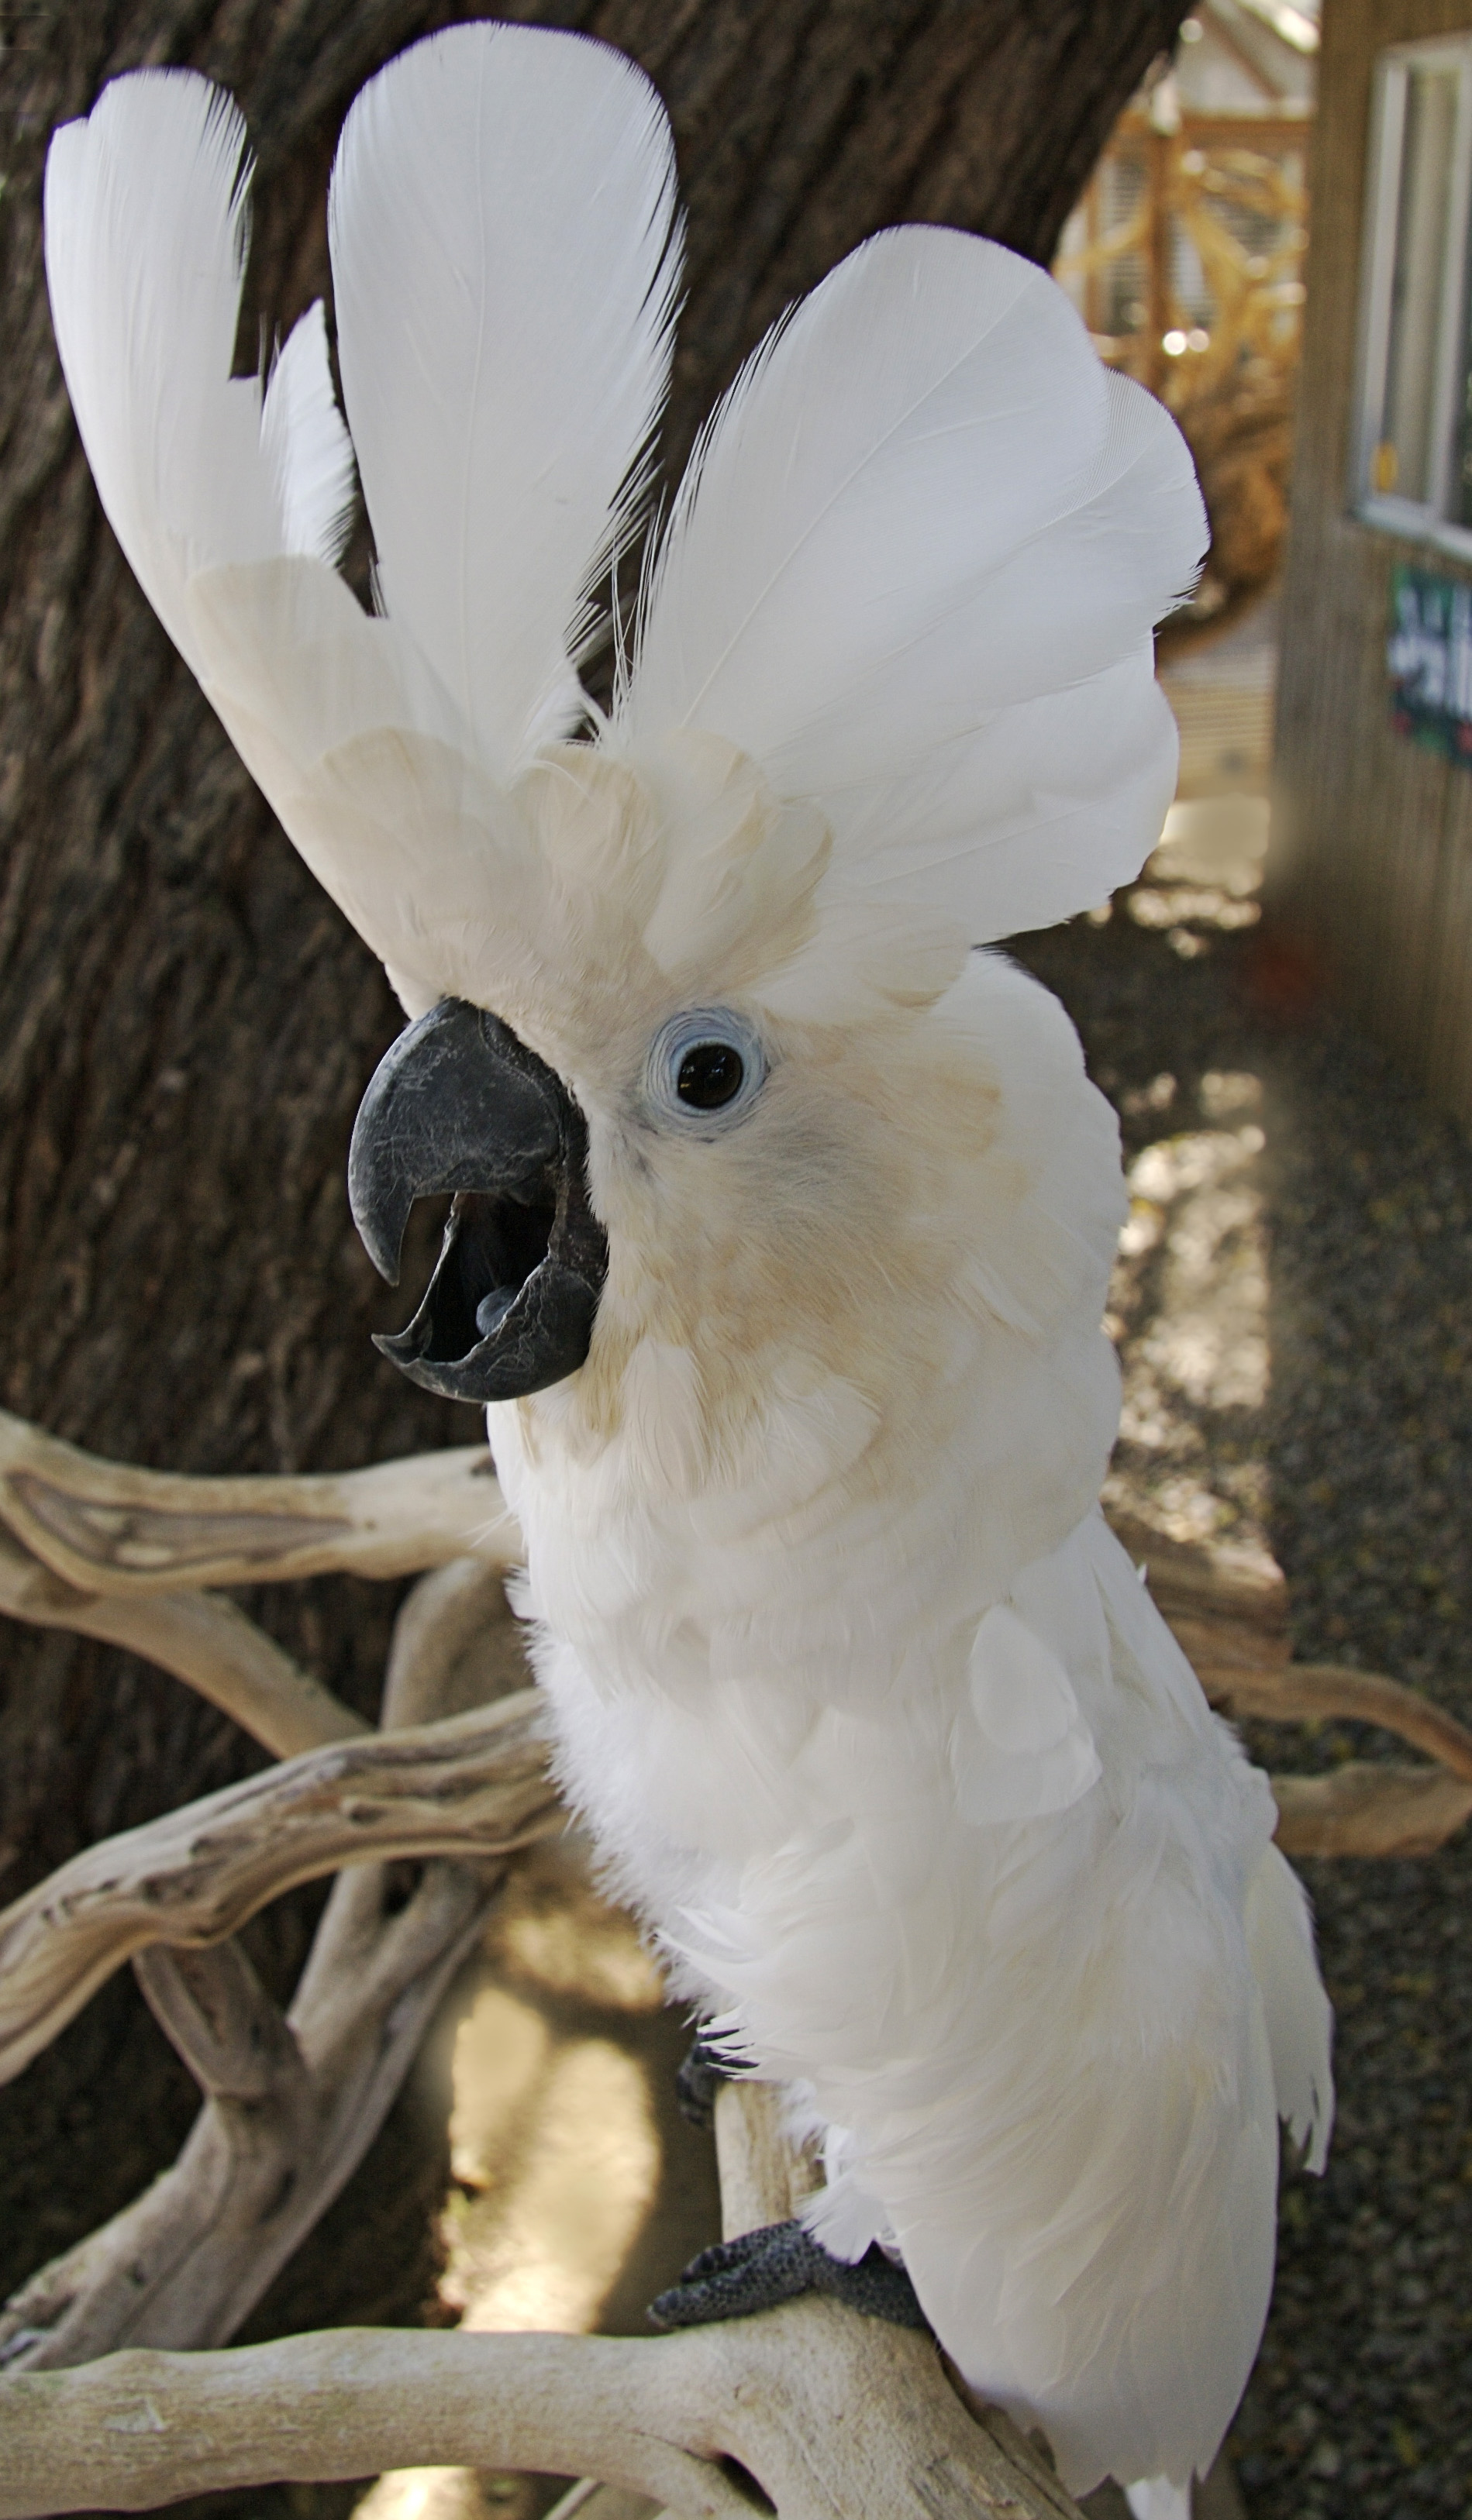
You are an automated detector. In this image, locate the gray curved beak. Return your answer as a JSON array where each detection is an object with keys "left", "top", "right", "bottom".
[{"left": 349, "top": 998, "right": 607, "bottom": 1404}]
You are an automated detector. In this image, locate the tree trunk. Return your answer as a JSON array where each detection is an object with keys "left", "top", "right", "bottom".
[{"left": 0, "top": 0, "right": 1190, "bottom": 2396}]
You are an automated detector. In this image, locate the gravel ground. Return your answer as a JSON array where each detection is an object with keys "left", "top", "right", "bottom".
[{"left": 1015, "top": 857, "right": 1472, "bottom": 2520}]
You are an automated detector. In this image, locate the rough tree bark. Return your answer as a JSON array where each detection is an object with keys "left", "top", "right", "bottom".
[{"left": 0, "top": 0, "right": 1192, "bottom": 2426}]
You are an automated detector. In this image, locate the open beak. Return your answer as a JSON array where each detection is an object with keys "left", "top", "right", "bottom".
[{"left": 349, "top": 998, "right": 607, "bottom": 1404}]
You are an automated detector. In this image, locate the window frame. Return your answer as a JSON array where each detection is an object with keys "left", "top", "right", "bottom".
[{"left": 1353, "top": 33, "right": 1472, "bottom": 560}]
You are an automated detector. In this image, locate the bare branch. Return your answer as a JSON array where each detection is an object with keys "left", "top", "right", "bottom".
[
  {"left": 132, "top": 1939, "right": 307, "bottom": 2102},
  {"left": 0, "top": 1523, "right": 365, "bottom": 1759},
  {"left": 1208, "top": 1659, "right": 1472, "bottom": 1783},
  {"left": 0, "top": 2305, "right": 1083, "bottom": 2520},
  {"left": 714, "top": 2079, "right": 819, "bottom": 2238},
  {"left": 0, "top": 1693, "right": 560, "bottom": 2085},
  {"left": 0, "top": 1860, "right": 495, "bottom": 2367},
  {"left": 0, "top": 1544, "right": 534, "bottom": 2369},
  {"left": 1270, "top": 1761, "right": 1472, "bottom": 1860},
  {"left": 1108, "top": 1509, "right": 1472, "bottom": 1855},
  {"left": 382, "top": 1554, "right": 531, "bottom": 1730},
  {"left": 0, "top": 1412, "right": 519, "bottom": 1592}
]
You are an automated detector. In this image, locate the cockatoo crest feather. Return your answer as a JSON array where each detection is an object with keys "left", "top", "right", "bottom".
[{"left": 45, "top": 27, "right": 1206, "bottom": 1042}]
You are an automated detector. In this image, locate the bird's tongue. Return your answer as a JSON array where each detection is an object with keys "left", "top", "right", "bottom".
[{"left": 381, "top": 1186, "right": 552, "bottom": 1380}]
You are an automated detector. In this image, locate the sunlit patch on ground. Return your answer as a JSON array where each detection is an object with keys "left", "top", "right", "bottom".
[
  {"left": 353, "top": 1841, "right": 717, "bottom": 2520},
  {"left": 1095, "top": 783, "right": 1277, "bottom": 1562},
  {"left": 441, "top": 2026, "right": 658, "bottom": 2332}
]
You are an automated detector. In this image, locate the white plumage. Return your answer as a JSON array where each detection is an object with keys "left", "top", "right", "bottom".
[{"left": 44, "top": 26, "right": 1332, "bottom": 2508}]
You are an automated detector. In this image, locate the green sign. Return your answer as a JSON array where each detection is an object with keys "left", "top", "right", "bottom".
[{"left": 1388, "top": 563, "right": 1472, "bottom": 762}]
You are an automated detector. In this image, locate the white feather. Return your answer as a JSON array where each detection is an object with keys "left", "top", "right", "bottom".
[
  {"left": 619, "top": 227, "right": 1205, "bottom": 938},
  {"left": 44, "top": 69, "right": 465, "bottom": 1004},
  {"left": 260, "top": 301, "right": 357, "bottom": 564},
  {"left": 1127, "top": 2480, "right": 1191, "bottom": 2520},
  {"left": 43, "top": 73, "right": 291, "bottom": 678},
  {"left": 182, "top": 554, "right": 531, "bottom": 1014},
  {"left": 328, "top": 22, "right": 682, "bottom": 781},
  {"left": 953, "top": 1603, "right": 1101, "bottom": 1823},
  {"left": 44, "top": 35, "right": 684, "bottom": 1019},
  {"left": 1243, "top": 1842, "right": 1335, "bottom": 2174},
  {"left": 809, "top": 648, "right": 1181, "bottom": 947}
]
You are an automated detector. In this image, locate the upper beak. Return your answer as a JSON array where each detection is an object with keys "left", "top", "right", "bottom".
[{"left": 349, "top": 998, "right": 608, "bottom": 1404}]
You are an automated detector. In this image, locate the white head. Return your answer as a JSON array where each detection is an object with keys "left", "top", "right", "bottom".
[{"left": 43, "top": 22, "right": 1205, "bottom": 1509}]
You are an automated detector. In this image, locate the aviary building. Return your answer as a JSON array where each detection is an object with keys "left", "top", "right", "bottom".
[{"left": 1274, "top": 1, "right": 1472, "bottom": 1120}]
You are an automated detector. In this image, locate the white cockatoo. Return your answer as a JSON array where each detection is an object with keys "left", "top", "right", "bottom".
[{"left": 43, "top": 25, "right": 1332, "bottom": 2512}]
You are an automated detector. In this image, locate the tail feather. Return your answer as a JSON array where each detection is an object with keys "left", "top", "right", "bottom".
[{"left": 1245, "top": 1842, "right": 1334, "bottom": 2174}]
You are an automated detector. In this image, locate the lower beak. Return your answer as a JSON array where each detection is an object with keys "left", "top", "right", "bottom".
[{"left": 348, "top": 998, "right": 607, "bottom": 1404}]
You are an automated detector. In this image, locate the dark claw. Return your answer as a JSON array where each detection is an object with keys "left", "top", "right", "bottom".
[
  {"left": 648, "top": 2219, "right": 929, "bottom": 2334},
  {"left": 676, "top": 2030, "right": 734, "bottom": 2129}
]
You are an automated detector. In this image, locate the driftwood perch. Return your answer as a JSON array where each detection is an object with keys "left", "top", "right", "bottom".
[
  {"left": 0, "top": 1860, "right": 491, "bottom": 2368},
  {"left": 0, "top": 1410, "right": 515, "bottom": 1592},
  {"left": 0, "top": 1689, "right": 560, "bottom": 2084},
  {"left": 0, "top": 1422, "right": 1467, "bottom": 2515},
  {"left": 0, "top": 2077, "right": 1087, "bottom": 2520},
  {"left": 1111, "top": 1512, "right": 1472, "bottom": 1857},
  {"left": 0, "top": 2312, "right": 1080, "bottom": 2520},
  {"left": 0, "top": 1540, "right": 546, "bottom": 2377}
]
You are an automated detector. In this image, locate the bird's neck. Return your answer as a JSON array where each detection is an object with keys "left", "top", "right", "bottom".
[{"left": 492, "top": 1294, "right": 1121, "bottom": 1693}]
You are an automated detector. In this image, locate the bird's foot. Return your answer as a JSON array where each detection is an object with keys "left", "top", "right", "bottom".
[
  {"left": 674, "top": 2028, "right": 735, "bottom": 2129},
  {"left": 649, "top": 2219, "right": 930, "bottom": 2332}
]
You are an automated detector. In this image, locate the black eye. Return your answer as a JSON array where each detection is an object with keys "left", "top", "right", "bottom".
[
  {"left": 648, "top": 1007, "right": 767, "bottom": 1130},
  {"left": 677, "top": 1041, "right": 745, "bottom": 1110}
]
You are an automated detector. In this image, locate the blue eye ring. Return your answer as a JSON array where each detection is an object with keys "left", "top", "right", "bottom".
[{"left": 646, "top": 1007, "right": 768, "bottom": 1133}]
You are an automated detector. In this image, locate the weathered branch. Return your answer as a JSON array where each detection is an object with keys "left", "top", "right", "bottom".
[
  {"left": 132, "top": 1934, "right": 307, "bottom": 2102},
  {"left": 1112, "top": 1510, "right": 1472, "bottom": 1858},
  {"left": 0, "top": 1560, "right": 524, "bottom": 2371},
  {"left": 381, "top": 1551, "right": 532, "bottom": 1728},
  {"left": 0, "top": 1415, "right": 527, "bottom": 1755},
  {"left": 1267, "top": 1761, "right": 1472, "bottom": 1860},
  {"left": 0, "top": 1692, "right": 560, "bottom": 2085},
  {"left": 0, "top": 2325, "right": 752, "bottom": 2519},
  {"left": 0, "top": 2247, "right": 1079, "bottom": 2520},
  {"left": 0, "top": 1858, "right": 494, "bottom": 2369},
  {"left": 0, "top": 1520, "right": 367, "bottom": 1757},
  {"left": 0, "top": 1413, "right": 517, "bottom": 1592},
  {"left": 0, "top": 2081, "right": 1088, "bottom": 2520},
  {"left": 714, "top": 2076, "right": 819, "bottom": 2236},
  {"left": 1207, "top": 1659, "right": 1472, "bottom": 1782}
]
